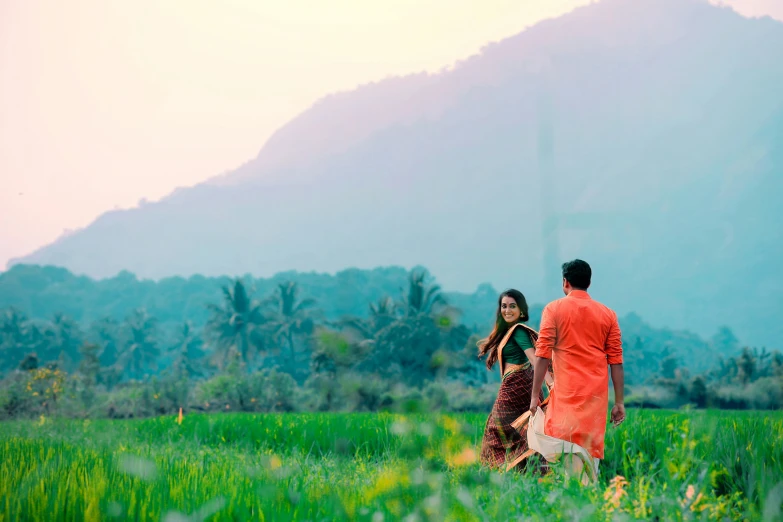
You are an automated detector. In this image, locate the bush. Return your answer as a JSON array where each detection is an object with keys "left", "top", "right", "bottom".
[
  {"left": 710, "top": 378, "right": 783, "bottom": 410},
  {"left": 194, "top": 369, "right": 300, "bottom": 413}
]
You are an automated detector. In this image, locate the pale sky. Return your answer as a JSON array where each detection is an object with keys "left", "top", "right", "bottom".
[{"left": 1, "top": 0, "right": 781, "bottom": 271}]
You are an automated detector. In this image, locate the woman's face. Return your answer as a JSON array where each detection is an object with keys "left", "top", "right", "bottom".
[{"left": 500, "top": 296, "right": 522, "bottom": 324}]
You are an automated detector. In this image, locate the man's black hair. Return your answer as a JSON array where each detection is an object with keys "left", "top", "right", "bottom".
[{"left": 562, "top": 259, "right": 591, "bottom": 289}]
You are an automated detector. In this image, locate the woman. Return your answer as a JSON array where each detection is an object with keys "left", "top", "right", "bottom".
[{"left": 478, "top": 289, "right": 554, "bottom": 472}]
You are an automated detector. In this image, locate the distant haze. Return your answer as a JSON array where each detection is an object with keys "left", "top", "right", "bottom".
[
  {"left": 1, "top": 0, "right": 782, "bottom": 269},
  {"left": 7, "top": 0, "right": 783, "bottom": 353}
]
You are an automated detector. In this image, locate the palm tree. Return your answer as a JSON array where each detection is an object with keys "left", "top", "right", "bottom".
[
  {"left": 206, "top": 278, "right": 267, "bottom": 369},
  {"left": 401, "top": 269, "right": 447, "bottom": 317},
  {"left": 401, "top": 269, "right": 463, "bottom": 331},
  {"left": 337, "top": 296, "right": 399, "bottom": 342},
  {"left": 78, "top": 342, "right": 102, "bottom": 386},
  {"left": 772, "top": 352, "right": 783, "bottom": 379},
  {"left": 170, "top": 321, "right": 205, "bottom": 378},
  {"left": 51, "top": 313, "right": 83, "bottom": 363},
  {"left": 116, "top": 308, "right": 160, "bottom": 380},
  {"left": 357, "top": 270, "right": 465, "bottom": 383},
  {"left": 268, "top": 281, "right": 321, "bottom": 374},
  {"left": 369, "top": 296, "right": 399, "bottom": 329},
  {"left": 0, "top": 308, "right": 58, "bottom": 365},
  {"left": 0, "top": 308, "right": 28, "bottom": 370},
  {"left": 89, "top": 317, "right": 120, "bottom": 367},
  {"left": 27, "top": 320, "right": 59, "bottom": 364},
  {"left": 736, "top": 347, "right": 757, "bottom": 386}
]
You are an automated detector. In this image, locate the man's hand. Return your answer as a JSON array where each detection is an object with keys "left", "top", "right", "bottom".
[
  {"left": 529, "top": 396, "right": 540, "bottom": 416},
  {"left": 610, "top": 402, "right": 626, "bottom": 427},
  {"left": 530, "top": 357, "right": 551, "bottom": 415}
]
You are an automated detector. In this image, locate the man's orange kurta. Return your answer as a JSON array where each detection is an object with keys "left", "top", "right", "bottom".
[{"left": 534, "top": 290, "right": 622, "bottom": 459}]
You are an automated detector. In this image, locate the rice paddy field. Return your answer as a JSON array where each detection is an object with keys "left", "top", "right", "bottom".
[{"left": 1, "top": 409, "right": 781, "bottom": 521}]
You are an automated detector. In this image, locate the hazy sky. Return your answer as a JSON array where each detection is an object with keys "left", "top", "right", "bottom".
[{"left": 1, "top": 0, "right": 781, "bottom": 271}]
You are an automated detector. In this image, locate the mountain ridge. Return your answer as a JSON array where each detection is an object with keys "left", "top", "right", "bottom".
[{"left": 11, "top": 0, "right": 783, "bottom": 348}]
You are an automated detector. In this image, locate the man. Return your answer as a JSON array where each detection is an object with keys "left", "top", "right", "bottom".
[{"left": 529, "top": 259, "right": 625, "bottom": 479}]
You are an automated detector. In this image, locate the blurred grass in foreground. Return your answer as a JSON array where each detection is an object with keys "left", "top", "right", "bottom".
[{"left": 1, "top": 409, "right": 781, "bottom": 521}]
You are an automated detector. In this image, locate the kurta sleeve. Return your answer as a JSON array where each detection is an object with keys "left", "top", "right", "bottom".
[
  {"left": 535, "top": 303, "right": 556, "bottom": 359},
  {"left": 605, "top": 311, "right": 623, "bottom": 365}
]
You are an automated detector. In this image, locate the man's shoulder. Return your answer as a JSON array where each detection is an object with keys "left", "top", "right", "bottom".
[
  {"left": 543, "top": 297, "right": 567, "bottom": 312},
  {"left": 589, "top": 298, "right": 618, "bottom": 319}
]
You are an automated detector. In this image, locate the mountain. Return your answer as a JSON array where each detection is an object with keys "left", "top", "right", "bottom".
[{"left": 11, "top": 0, "right": 783, "bottom": 348}]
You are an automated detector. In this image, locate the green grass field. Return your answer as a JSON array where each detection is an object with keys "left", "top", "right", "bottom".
[{"left": 1, "top": 409, "right": 781, "bottom": 521}]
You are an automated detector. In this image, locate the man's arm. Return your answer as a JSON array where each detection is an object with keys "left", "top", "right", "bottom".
[
  {"left": 530, "top": 304, "right": 556, "bottom": 414},
  {"left": 524, "top": 348, "right": 554, "bottom": 386},
  {"left": 606, "top": 313, "right": 625, "bottom": 426},
  {"left": 529, "top": 357, "right": 551, "bottom": 414},
  {"left": 610, "top": 364, "right": 625, "bottom": 426}
]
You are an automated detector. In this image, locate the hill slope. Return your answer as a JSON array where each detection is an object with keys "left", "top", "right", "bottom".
[{"left": 11, "top": 0, "right": 783, "bottom": 346}]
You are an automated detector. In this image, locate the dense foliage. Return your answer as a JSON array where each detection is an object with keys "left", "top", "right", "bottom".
[{"left": 0, "top": 265, "right": 781, "bottom": 419}]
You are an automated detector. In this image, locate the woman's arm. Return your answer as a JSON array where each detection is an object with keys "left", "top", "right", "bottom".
[{"left": 525, "top": 348, "right": 554, "bottom": 386}]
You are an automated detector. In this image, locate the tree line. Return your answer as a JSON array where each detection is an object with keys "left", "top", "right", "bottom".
[
  {"left": 1, "top": 270, "right": 492, "bottom": 418},
  {"left": 1, "top": 266, "right": 780, "bottom": 419}
]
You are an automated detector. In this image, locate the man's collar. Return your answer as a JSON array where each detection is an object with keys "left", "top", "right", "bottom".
[{"left": 567, "top": 289, "right": 591, "bottom": 299}]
